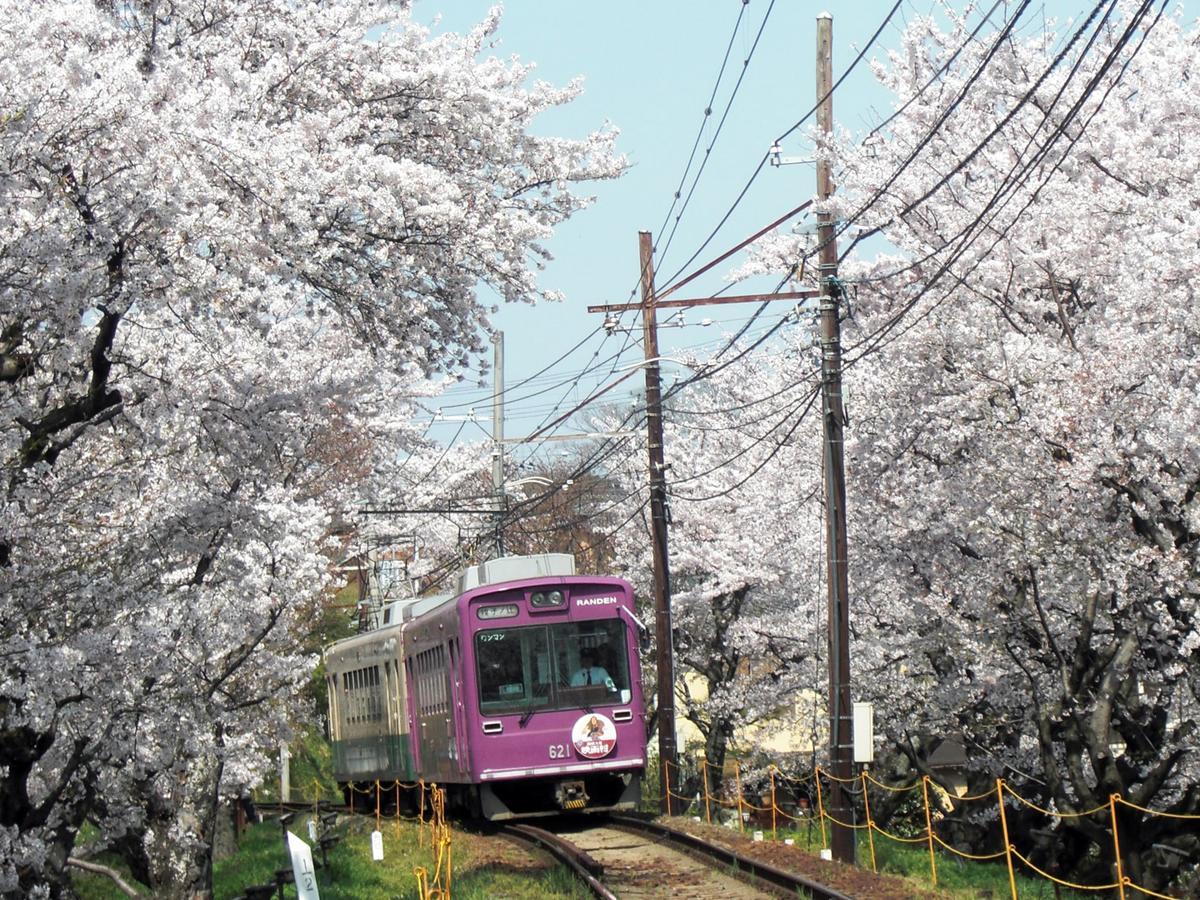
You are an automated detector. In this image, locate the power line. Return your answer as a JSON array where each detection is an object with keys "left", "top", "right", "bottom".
[
  {"left": 651, "top": 0, "right": 756, "bottom": 266},
  {"left": 840, "top": 0, "right": 1159, "bottom": 371},
  {"left": 654, "top": 0, "right": 903, "bottom": 295},
  {"left": 864, "top": 0, "right": 1008, "bottom": 142},
  {"left": 655, "top": 0, "right": 780, "bottom": 271}
]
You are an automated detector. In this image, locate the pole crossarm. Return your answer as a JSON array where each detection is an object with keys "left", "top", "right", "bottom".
[{"left": 588, "top": 289, "right": 819, "bottom": 314}]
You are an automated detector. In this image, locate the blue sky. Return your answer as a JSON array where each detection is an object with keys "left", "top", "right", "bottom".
[{"left": 408, "top": 1, "right": 1101, "bottom": 450}]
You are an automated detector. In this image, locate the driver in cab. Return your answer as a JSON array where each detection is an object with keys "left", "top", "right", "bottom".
[{"left": 570, "top": 649, "right": 612, "bottom": 688}]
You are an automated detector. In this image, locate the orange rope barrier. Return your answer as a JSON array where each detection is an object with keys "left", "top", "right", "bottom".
[
  {"left": 640, "top": 754, "right": 1199, "bottom": 899},
  {"left": 1125, "top": 879, "right": 1186, "bottom": 899},
  {"left": 813, "top": 766, "right": 829, "bottom": 850},
  {"left": 931, "top": 833, "right": 1007, "bottom": 861},
  {"left": 863, "top": 771, "right": 921, "bottom": 792},
  {"left": 819, "top": 767, "right": 861, "bottom": 784},
  {"left": 1114, "top": 796, "right": 1200, "bottom": 819},
  {"left": 769, "top": 767, "right": 777, "bottom": 841},
  {"left": 954, "top": 784, "right": 1000, "bottom": 803},
  {"left": 921, "top": 776, "right": 938, "bottom": 887},
  {"left": 771, "top": 805, "right": 817, "bottom": 823},
  {"left": 1111, "top": 794, "right": 1128, "bottom": 900},
  {"left": 734, "top": 761, "right": 744, "bottom": 834},
  {"left": 821, "top": 809, "right": 870, "bottom": 830},
  {"left": 996, "top": 779, "right": 1018, "bottom": 900},
  {"left": 1005, "top": 784, "right": 1109, "bottom": 818},
  {"left": 1009, "top": 846, "right": 1119, "bottom": 892},
  {"left": 861, "top": 769, "right": 878, "bottom": 873},
  {"left": 869, "top": 820, "right": 933, "bottom": 843},
  {"left": 771, "top": 768, "right": 817, "bottom": 785}
]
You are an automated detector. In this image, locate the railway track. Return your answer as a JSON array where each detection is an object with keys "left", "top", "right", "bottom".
[
  {"left": 497, "top": 822, "right": 618, "bottom": 899},
  {"left": 500, "top": 815, "right": 853, "bottom": 899},
  {"left": 277, "top": 803, "right": 852, "bottom": 898}
]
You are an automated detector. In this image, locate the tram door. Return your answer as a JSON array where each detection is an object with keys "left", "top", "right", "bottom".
[
  {"left": 447, "top": 638, "right": 470, "bottom": 775},
  {"left": 413, "top": 643, "right": 453, "bottom": 781}
]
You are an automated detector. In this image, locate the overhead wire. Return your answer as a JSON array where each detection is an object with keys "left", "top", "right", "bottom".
[
  {"left": 396, "top": 0, "right": 1151, "bottom": 560},
  {"left": 401, "top": 419, "right": 469, "bottom": 498},
  {"left": 863, "top": 0, "right": 1008, "bottom": 142},
  {"left": 655, "top": 0, "right": 779, "bottom": 270},
  {"left": 429, "top": 340, "right": 645, "bottom": 422},
  {"left": 669, "top": 384, "right": 822, "bottom": 501},
  {"left": 840, "top": 0, "right": 1158, "bottom": 371},
  {"left": 825, "top": 0, "right": 1038, "bottom": 265},
  {"left": 657, "top": 0, "right": 905, "bottom": 292},
  {"left": 431, "top": 324, "right": 608, "bottom": 411},
  {"left": 646, "top": 0, "right": 1154, "bottom": 510},
  {"left": 506, "top": 0, "right": 1089, "bottom": 532},
  {"left": 506, "top": 0, "right": 783, "bottom": 472},
  {"left": 651, "top": 0, "right": 755, "bottom": 266},
  {"left": 458, "top": 0, "right": 903, "bottom": 506},
  {"left": 405, "top": 0, "right": 974, "bottom": 528},
  {"left": 703, "top": 0, "right": 1128, "bottom": 397}
]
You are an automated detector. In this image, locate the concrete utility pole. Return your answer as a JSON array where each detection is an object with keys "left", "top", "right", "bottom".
[
  {"left": 638, "top": 232, "right": 679, "bottom": 815},
  {"left": 491, "top": 331, "right": 505, "bottom": 556},
  {"left": 816, "top": 11, "right": 855, "bottom": 865}
]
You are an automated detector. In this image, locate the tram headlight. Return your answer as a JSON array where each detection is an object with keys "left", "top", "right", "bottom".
[{"left": 530, "top": 589, "right": 565, "bottom": 608}]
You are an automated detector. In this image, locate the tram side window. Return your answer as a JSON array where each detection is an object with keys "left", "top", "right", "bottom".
[
  {"left": 414, "top": 645, "right": 449, "bottom": 717},
  {"left": 340, "top": 665, "right": 384, "bottom": 725}
]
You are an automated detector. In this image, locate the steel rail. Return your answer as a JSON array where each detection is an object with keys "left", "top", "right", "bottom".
[
  {"left": 608, "top": 814, "right": 855, "bottom": 900},
  {"left": 497, "top": 822, "right": 618, "bottom": 900}
]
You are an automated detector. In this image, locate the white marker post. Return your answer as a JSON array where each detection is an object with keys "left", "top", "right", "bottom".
[
  {"left": 371, "top": 829, "right": 384, "bottom": 861},
  {"left": 286, "top": 831, "right": 320, "bottom": 900},
  {"left": 280, "top": 743, "right": 291, "bottom": 803}
]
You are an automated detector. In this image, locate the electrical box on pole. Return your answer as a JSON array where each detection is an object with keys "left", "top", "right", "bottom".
[{"left": 853, "top": 702, "right": 874, "bottom": 764}]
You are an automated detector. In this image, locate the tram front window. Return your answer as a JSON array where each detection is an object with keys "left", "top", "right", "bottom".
[{"left": 475, "top": 620, "right": 631, "bottom": 715}]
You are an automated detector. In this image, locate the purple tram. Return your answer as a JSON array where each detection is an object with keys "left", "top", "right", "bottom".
[{"left": 323, "top": 554, "right": 647, "bottom": 819}]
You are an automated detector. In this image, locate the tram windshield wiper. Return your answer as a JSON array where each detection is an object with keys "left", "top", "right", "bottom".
[
  {"left": 519, "top": 687, "right": 550, "bottom": 728},
  {"left": 519, "top": 703, "right": 538, "bottom": 728}
]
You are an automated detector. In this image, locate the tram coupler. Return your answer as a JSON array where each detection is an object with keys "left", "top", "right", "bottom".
[{"left": 555, "top": 780, "right": 589, "bottom": 810}]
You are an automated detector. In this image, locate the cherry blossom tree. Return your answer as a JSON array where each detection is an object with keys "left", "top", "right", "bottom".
[
  {"left": 747, "top": 3, "right": 1198, "bottom": 888},
  {"left": 598, "top": 347, "right": 827, "bottom": 795},
  {"left": 0, "top": 2, "right": 621, "bottom": 896}
]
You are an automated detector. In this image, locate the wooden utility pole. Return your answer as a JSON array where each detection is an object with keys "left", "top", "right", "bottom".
[
  {"left": 491, "top": 331, "right": 505, "bottom": 556},
  {"left": 588, "top": 226, "right": 822, "bottom": 815},
  {"left": 638, "top": 231, "right": 679, "bottom": 814},
  {"left": 816, "top": 12, "right": 855, "bottom": 865}
]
